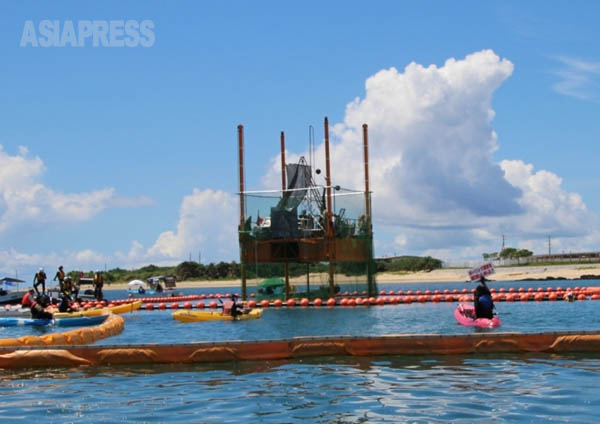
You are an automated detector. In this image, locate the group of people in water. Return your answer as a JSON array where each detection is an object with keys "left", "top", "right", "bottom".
[{"left": 23, "top": 266, "right": 106, "bottom": 318}]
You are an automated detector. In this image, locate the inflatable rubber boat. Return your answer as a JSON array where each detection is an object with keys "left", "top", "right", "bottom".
[{"left": 454, "top": 303, "right": 501, "bottom": 329}]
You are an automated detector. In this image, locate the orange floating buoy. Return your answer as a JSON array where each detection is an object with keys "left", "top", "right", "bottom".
[
  {"left": 286, "top": 299, "right": 296, "bottom": 307},
  {"left": 170, "top": 302, "right": 179, "bottom": 309},
  {"left": 379, "top": 290, "right": 386, "bottom": 296},
  {"left": 416, "top": 290, "right": 423, "bottom": 296},
  {"left": 199, "top": 294, "right": 206, "bottom": 299},
  {"left": 368, "top": 297, "right": 377, "bottom": 305},
  {"left": 355, "top": 297, "right": 363, "bottom": 306},
  {"left": 300, "top": 298, "right": 309, "bottom": 307},
  {"left": 260, "top": 300, "right": 270, "bottom": 308},
  {"left": 250, "top": 293, "right": 255, "bottom": 298},
  {"left": 388, "top": 290, "right": 395, "bottom": 295},
  {"left": 452, "top": 289, "right": 458, "bottom": 295},
  {"left": 397, "top": 290, "right": 404, "bottom": 296},
  {"left": 432, "top": 295, "right": 440, "bottom": 303},
  {"left": 403, "top": 296, "right": 412, "bottom": 304},
  {"left": 534, "top": 293, "right": 544, "bottom": 302},
  {"left": 209, "top": 301, "right": 218, "bottom": 309},
  {"left": 425, "top": 290, "right": 431, "bottom": 295},
  {"left": 445, "top": 295, "right": 453, "bottom": 302},
  {"left": 158, "top": 302, "right": 167, "bottom": 310},
  {"left": 407, "top": 290, "right": 414, "bottom": 296},
  {"left": 591, "top": 294, "right": 600, "bottom": 300},
  {"left": 144, "top": 303, "right": 154, "bottom": 310},
  {"left": 443, "top": 289, "right": 450, "bottom": 294},
  {"left": 389, "top": 296, "right": 399, "bottom": 305},
  {"left": 518, "top": 287, "right": 525, "bottom": 293},
  {"left": 196, "top": 301, "right": 205, "bottom": 309},
  {"left": 326, "top": 298, "right": 336, "bottom": 307},
  {"left": 376, "top": 297, "right": 385, "bottom": 306},
  {"left": 361, "top": 290, "right": 367, "bottom": 296},
  {"left": 352, "top": 291, "right": 359, "bottom": 296},
  {"left": 183, "top": 302, "right": 192, "bottom": 309},
  {"left": 340, "top": 298, "right": 349, "bottom": 306},
  {"left": 313, "top": 298, "right": 323, "bottom": 307},
  {"left": 348, "top": 299, "right": 356, "bottom": 307},
  {"left": 247, "top": 300, "right": 257, "bottom": 308},
  {"left": 344, "top": 291, "right": 350, "bottom": 297},
  {"left": 578, "top": 294, "right": 587, "bottom": 301},
  {"left": 273, "top": 299, "right": 283, "bottom": 308},
  {"left": 548, "top": 293, "right": 557, "bottom": 301}
]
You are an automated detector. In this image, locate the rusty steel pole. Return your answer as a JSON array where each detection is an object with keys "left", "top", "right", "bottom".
[
  {"left": 362, "top": 123, "right": 376, "bottom": 296},
  {"left": 280, "top": 131, "right": 290, "bottom": 300},
  {"left": 362, "top": 124, "right": 371, "bottom": 224},
  {"left": 237, "top": 125, "right": 247, "bottom": 300},
  {"left": 324, "top": 117, "right": 335, "bottom": 297}
]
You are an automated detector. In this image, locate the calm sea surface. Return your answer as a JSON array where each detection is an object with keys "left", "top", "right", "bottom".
[{"left": 1, "top": 280, "right": 600, "bottom": 423}]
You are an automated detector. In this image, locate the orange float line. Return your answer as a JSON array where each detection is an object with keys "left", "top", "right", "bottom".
[
  {"left": 1, "top": 330, "right": 600, "bottom": 369},
  {"left": 0, "top": 314, "right": 124, "bottom": 348}
]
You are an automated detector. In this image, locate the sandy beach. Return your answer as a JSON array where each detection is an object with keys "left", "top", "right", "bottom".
[{"left": 103, "top": 264, "right": 600, "bottom": 291}]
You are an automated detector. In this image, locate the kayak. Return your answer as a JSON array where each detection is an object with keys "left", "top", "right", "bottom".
[
  {"left": 0, "top": 314, "right": 108, "bottom": 327},
  {"left": 454, "top": 303, "right": 501, "bottom": 329},
  {"left": 173, "top": 308, "right": 263, "bottom": 322},
  {"left": 53, "top": 300, "right": 142, "bottom": 319}
]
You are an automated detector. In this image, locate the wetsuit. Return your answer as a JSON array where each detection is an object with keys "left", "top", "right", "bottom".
[{"left": 474, "top": 279, "right": 494, "bottom": 319}]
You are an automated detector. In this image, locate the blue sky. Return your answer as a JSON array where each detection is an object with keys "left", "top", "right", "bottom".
[{"left": 1, "top": 1, "right": 600, "bottom": 278}]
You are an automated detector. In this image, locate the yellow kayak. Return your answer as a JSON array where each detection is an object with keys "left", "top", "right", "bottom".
[
  {"left": 53, "top": 300, "right": 142, "bottom": 319},
  {"left": 172, "top": 308, "right": 263, "bottom": 322}
]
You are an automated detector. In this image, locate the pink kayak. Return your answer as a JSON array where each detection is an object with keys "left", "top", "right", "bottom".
[{"left": 454, "top": 303, "right": 501, "bottom": 328}]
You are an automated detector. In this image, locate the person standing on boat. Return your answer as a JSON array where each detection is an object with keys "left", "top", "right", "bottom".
[
  {"left": 474, "top": 276, "right": 494, "bottom": 319},
  {"left": 93, "top": 270, "right": 104, "bottom": 300},
  {"left": 53, "top": 265, "right": 66, "bottom": 291},
  {"left": 33, "top": 267, "right": 47, "bottom": 294}
]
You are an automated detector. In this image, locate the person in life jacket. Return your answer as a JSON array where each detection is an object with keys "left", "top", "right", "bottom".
[
  {"left": 21, "top": 289, "right": 53, "bottom": 319},
  {"left": 54, "top": 265, "right": 66, "bottom": 290},
  {"left": 474, "top": 276, "right": 494, "bottom": 319},
  {"left": 93, "top": 271, "right": 104, "bottom": 300},
  {"left": 58, "top": 293, "right": 75, "bottom": 313},
  {"left": 33, "top": 267, "right": 47, "bottom": 294},
  {"left": 62, "top": 276, "right": 74, "bottom": 297},
  {"left": 221, "top": 295, "right": 243, "bottom": 318}
]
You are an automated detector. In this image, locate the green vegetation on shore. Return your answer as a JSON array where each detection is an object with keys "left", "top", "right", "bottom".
[{"left": 68, "top": 256, "right": 444, "bottom": 285}]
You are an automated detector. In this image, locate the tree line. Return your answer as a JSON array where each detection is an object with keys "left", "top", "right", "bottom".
[
  {"left": 482, "top": 248, "right": 533, "bottom": 260},
  {"left": 67, "top": 256, "right": 443, "bottom": 285}
]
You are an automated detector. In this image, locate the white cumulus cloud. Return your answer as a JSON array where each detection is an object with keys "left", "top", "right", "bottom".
[
  {"left": 0, "top": 145, "right": 155, "bottom": 235},
  {"left": 147, "top": 188, "right": 238, "bottom": 263},
  {"left": 262, "top": 50, "right": 599, "bottom": 259}
]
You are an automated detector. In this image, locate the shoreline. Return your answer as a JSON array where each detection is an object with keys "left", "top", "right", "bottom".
[{"left": 101, "top": 264, "right": 600, "bottom": 291}]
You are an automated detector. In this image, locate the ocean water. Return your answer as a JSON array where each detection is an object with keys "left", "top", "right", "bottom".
[{"left": 1, "top": 280, "right": 600, "bottom": 422}]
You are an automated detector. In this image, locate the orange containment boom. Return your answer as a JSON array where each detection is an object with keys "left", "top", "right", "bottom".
[
  {"left": 1, "top": 329, "right": 600, "bottom": 369},
  {"left": 0, "top": 313, "right": 124, "bottom": 348}
]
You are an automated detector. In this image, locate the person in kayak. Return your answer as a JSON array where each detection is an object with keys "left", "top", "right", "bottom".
[
  {"left": 474, "top": 276, "right": 494, "bottom": 319},
  {"left": 230, "top": 294, "right": 242, "bottom": 318}
]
